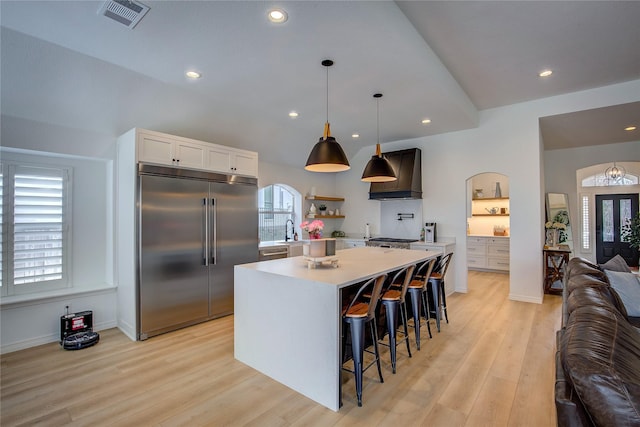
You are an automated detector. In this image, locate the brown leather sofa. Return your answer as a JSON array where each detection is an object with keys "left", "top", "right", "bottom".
[{"left": 555, "top": 257, "right": 640, "bottom": 427}]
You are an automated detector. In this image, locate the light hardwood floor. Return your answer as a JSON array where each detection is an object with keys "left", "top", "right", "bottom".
[{"left": 1, "top": 271, "right": 562, "bottom": 426}]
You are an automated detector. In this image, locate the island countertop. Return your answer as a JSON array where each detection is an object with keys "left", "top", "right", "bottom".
[
  {"left": 234, "top": 246, "right": 439, "bottom": 411},
  {"left": 239, "top": 246, "right": 436, "bottom": 288}
]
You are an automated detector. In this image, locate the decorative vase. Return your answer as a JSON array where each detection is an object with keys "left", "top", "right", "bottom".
[
  {"left": 546, "top": 228, "right": 559, "bottom": 247},
  {"left": 309, "top": 231, "right": 322, "bottom": 240},
  {"left": 495, "top": 182, "right": 502, "bottom": 198}
]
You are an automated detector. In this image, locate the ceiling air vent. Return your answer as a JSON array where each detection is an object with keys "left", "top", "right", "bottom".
[{"left": 98, "top": 0, "right": 150, "bottom": 29}]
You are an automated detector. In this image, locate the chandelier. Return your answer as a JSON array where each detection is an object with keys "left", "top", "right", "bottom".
[{"left": 604, "top": 162, "right": 626, "bottom": 184}]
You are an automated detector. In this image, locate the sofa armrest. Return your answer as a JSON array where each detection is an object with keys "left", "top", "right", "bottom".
[{"left": 555, "top": 330, "right": 594, "bottom": 427}]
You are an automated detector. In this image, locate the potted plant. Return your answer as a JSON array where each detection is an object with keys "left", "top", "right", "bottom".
[
  {"left": 622, "top": 211, "right": 640, "bottom": 251},
  {"left": 318, "top": 204, "right": 327, "bottom": 215},
  {"left": 300, "top": 220, "right": 324, "bottom": 239}
]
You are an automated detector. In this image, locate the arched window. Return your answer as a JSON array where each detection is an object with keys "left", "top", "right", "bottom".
[
  {"left": 581, "top": 173, "right": 638, "bottom": 187},
  {"left": 258, "top": 184, "right": 300, "bottom": 242}
]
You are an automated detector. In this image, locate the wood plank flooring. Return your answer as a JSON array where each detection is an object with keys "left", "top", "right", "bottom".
[{"left": 1, "top": 271, "right": 562, "bottom": 426}]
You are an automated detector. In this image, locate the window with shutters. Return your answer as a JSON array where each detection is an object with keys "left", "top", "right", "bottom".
[{"left": 0, "top": 162, "right": 71, "bottom": 296}]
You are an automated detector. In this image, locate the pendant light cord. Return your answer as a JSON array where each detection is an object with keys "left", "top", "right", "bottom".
[
  {"left": 326, "top": 64, "right": 329, "bottom": 124},
  {"left": 376, "top": 96, "right": 380, "bottom": 150}
]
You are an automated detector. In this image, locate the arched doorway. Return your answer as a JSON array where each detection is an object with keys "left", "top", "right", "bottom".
[
  {"left": 576, "top": 162, "right": 640, "bottom": 266},
  {"left": 466, "top": 172, "right": 510, "bottom": 277}
]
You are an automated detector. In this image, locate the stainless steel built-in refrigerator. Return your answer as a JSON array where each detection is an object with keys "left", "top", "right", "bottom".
[{"left": 137, "top": 164, "right": 258, "bottom": 340}]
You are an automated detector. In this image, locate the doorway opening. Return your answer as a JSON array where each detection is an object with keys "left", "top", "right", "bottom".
[
  {"left": 595, "top": 193, "right": 638, "bottom": 266},
  {"left": 576, "top": 162, "right": 640, "bottom": 267},
  {"left": 465, "top": 172, "right": 510, "bottom": 279}
]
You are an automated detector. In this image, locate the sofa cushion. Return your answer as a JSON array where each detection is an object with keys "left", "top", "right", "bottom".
[
  {"left": 600, "top": 254, "right": 633, "bottom": 273},
  {"left": 566, "top": 285, "right": 628, "bottom": 319},
  {"left": 561, "top": 304, "right": 640, "bottom": 426},
  {"left": 566, "top": 274, "right": 610, "bottom": 296},
  {"left": 567, "top": 257, "right": 607, "bottom": 281},
  {"left": 606, "top": 270, "right": 640, "bottom": 317}
]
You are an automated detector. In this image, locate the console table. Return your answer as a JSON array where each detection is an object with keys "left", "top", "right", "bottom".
[{"left": 543, "top": 246, "right": 571, "bottom": 295}]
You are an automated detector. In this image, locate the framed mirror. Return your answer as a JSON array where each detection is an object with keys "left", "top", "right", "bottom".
[{"left": 546, "top": 193, "right": 573, "bottom": 252}]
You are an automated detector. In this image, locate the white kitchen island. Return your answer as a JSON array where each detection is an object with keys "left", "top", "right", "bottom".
[{"left": 234, "top": 246, "right": 439, "bottom": 411}]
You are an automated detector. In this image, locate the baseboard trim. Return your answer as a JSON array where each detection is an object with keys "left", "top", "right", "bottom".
[
  {"left": 509, "top": 293, "right": 543, "bottom": 304},
  {"left": 1, "top": 320, "right": 117, "bottom": 354}
]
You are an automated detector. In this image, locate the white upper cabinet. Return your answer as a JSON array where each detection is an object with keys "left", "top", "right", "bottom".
[
  {"left": 207, "top": 146, "right": 258, "bottom": 177},
  {"left": 133, "top": 129, "right": 257, "bottom": 177},
  {"left": 138, "top": 133, "right": 206, "bottom": 170}
]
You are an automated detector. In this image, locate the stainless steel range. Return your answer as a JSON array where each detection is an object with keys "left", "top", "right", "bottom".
[{"left": 365, "top": 237, "right": 418, "bottom": 249}]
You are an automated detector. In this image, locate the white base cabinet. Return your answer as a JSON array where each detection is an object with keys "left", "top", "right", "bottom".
[
  {"left": 338, "top": 239, "right": 366, "bottom": 249},
  {"left": 410, "top": 241, "right": 456, "bottom": 294},
  {"left": 467, "top": 236, "right": 509, "bottom": 271}
]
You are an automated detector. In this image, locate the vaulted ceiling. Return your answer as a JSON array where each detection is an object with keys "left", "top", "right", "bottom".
[{"left": 1, "top": 1, "right": 639, "bottom": 166}]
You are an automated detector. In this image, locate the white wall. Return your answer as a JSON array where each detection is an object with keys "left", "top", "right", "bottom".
[
  {"left": 544, "top": 140, "right": 640, "bottom": 214},
  {"left": 0, "top": 117, "right": 117, "bottom": 353},
  {"left": 340, "top": 79, "right": 640, "bottom": 303},
  {"left": 1, "top": 78, "right": 638, "bottom": 352},
  {"left": 544, "top": 147, "right": 640, "bottom": 263}
]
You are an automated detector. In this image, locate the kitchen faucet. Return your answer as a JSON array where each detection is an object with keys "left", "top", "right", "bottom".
[{"left": 285, "top": 219, "right": 294, "bottom": 241}]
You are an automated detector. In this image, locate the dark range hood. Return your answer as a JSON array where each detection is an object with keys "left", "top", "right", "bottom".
[{"left": 369, "top": 148, "right": 422, "bottom": 200}]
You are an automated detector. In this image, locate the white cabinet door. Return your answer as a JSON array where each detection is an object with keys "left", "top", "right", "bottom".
[
  {"left": 174, "top": 141, "right": 206, "bottom": 169},
  {"left": 138, "top": 134, "right": 205, "bottom": 169},
  {"left": 343, "top": 240, "right": 365, "bottom": 248},
  {"left": 206, "top": 147, "right": 258, "bottom": 177},
  {"left": 287, "top": 244, "right": 304, "bottom": 257},
  {"left": 467, "top": 255, "right": 487, "bottom": 268},
  {"left": 467, "top": 237, "right": 488, "bottom": 269},
  {"left": 138, "top": 134, "right": 175, "bottom": 166},
  {"left": 410, "top": 243, "right": 444, "bottom": 254},
  {"left": 487, "top": 257, "right": 510, "bottom": 271},
  {"left": 207, "top": 146, "right": 232, "bottom": 173},
  {"left": 232, "top": 150, "right": 258, "bottom": 177},
  {"left": 487, "top": 238, "right": 509, "bottom": 271}
]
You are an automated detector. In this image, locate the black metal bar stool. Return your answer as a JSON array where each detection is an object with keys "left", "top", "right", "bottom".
[
  {"left": 406, "top": 258, "right": 437, "bottom": 350},
  {"left": 342, "top": 274, "right": 387, "bottom": 407},
  {"left": 379, "top": 264, "right": 416, "bottom": 374},
  {"left": 427, "top": 252, "right": 453, "bottom": 332}
]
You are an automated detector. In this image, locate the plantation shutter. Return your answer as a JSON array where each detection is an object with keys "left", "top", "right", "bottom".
[
  {"left": 0, "top": 166, "right": 3, "bottom": 289},
  {"left": 13, "top": 166, "right": 66, "bottom": 285}
]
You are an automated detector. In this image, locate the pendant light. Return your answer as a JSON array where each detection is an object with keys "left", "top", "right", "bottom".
[
  {"left": 361, "top": 93, "right": 397, "bottom": 182},
  {"left": 305, "top": 59, "right": 350, "bottom": 173}
]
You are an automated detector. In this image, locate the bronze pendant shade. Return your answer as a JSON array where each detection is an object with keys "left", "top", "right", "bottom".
[
  {"left": 361, "top": 94, "right": 397, "bottom": 182},
  {"left": 305, "top": 123, "right": 350, "bottom": 172},
  {"left": 305, "top": 60, "right": 350, "bottom": 173}
]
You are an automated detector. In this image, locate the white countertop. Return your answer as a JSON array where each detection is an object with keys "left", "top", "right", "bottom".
[
  {"left": 238, "top": 246, "right": 438, "bottom": 289},
  {"left": 467, "top": 234, "right": 510, "bottom": 239},
  {"left": 410, "top": 241, "right": 454, "bottom": 246}
]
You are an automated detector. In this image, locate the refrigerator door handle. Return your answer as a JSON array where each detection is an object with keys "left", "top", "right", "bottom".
[
  {"left": 203, "top": 198, "right": 209, "bottom": 266},
  {"left": 211, "top": 198, "right": 217, "bottom": 264}
]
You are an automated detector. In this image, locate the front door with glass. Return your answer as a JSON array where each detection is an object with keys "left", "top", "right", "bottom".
[{"left": 595, "top": 193, "right": 639, "bottom": 266}]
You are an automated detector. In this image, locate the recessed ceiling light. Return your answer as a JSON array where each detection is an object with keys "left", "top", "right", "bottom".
[
  {"left": 268, "top": 8, "right": 288, "bottom": 23},
  {"left": 421, "top": 118, "right": 431, "bottom": 124},
  {"left": 624, "top": 126, "right": 637, "bottom": 131},
  {"left": 539, "top": 69, "right": 553, "bottom": 77},
  {"left": 185, "top": 71, "right": 201, "bottom": 79},
  {"left": 351, "top": 134, "right": 360, "bottom": 138},
  {"left": 288, "top": 111, "right": 299, "bottom": 118}
]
